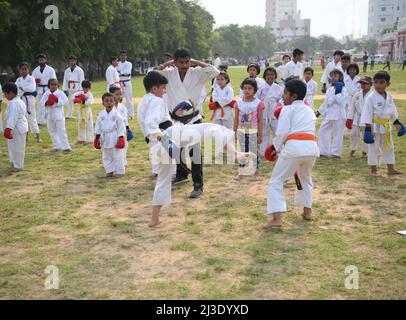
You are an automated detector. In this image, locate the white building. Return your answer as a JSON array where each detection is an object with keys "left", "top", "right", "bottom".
[
  {"left": 266, "top": 0, "right": 311, "bottom": 44},
  {"left": 368, "top": 0, "right": 406, "bottom": 38}
]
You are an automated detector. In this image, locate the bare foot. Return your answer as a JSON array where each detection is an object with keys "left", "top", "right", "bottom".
[
  {"left": 371, "top": 171, "right": 378, "bottom": 177},
  {"left": 106, "top": 172, "right": 114, "bottom": 178},
  {"left": 262, "top": 220, "right": 282, "bottom": 230},
  {"left": 149, "top": 210, "right": 160, "bottom": 228},
  {"left": 350, "top": 151, "right": 356, "bottom": 158},
  {"left": 362, "top": 152, "right": 368, "bottom": 159},
  {"left": 388, "top": 170, "right": 402, "bottom": 176},
  {"left": 302, "top": 207, "right": 313, "bottom": 221},
  {"left": 149, "top": 173, "right": 158, "bottom": 180},
  {"left": 234, "top": 175, "right": 243, "bottom": 181}
]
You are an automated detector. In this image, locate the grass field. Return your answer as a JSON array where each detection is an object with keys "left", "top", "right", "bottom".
[{"left": 0, "top": 65, "right": 405, "bottom": 299}]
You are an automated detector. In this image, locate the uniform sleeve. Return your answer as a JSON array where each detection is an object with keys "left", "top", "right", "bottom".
[
  {"left": 79, "top": 69, "right": 85, "bottom": 90},
  {"left": 56, "top": 91, "right": 69, "bottom": 107},
  {"left": 50, "top": 67, "right": 57, "bottom": 80},
  {"left": 6, "top": 102, "right": 18, "bottom": 129},
  {"left": 22, "top": 77, "right": 36, "bottom": 92},
  {"left": 39, "top": 91, "right": 49, "bottom": 107},
  {"left": 321, "top": 63, "right": 330, "bottom": 84},
  {"left": 62, "top": 70, "right": 68, "bottom": 91},
  {"left": 274, "top": 107, "right": 292, "bottom": 152},
  {"left": 116, "top": 114, "right": 126, "bottom": 137},
  {"left": 347, "top": 94, "right": 356, "bottom": 120},
  {"left": 198, "top": 65, "right": 220, "bottom": 84},
  {"left": 85, "top": 93, "right": 94, "bottom": 105},
  {"left": 360, "top": 95, "right": 373, "bottom": 127},
  {"left": 390, "top": 97, "right": 399, "bottom": 121},
  {"left": 95, "top": 115, "right": 102, "bottom": 135},
  {"left": 144, "top": 102, "right": 164, "bottom": 137}
]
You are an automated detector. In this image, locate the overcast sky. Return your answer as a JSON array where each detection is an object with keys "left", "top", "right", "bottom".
[{"left": 198, "top": 0, "right": 369, "bottom": 39}]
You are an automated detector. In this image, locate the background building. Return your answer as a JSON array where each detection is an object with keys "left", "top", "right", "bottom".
[
  {"left": 368, "top": 0, "right": 406, "bottom": 38},
  {"left": 266, "top": 0, "right": 311, "bottom": 44}
]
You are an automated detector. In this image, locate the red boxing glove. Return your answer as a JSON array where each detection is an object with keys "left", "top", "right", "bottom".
[
  {"left": 35, "top": 78, "right": 41, "bottom": 84},
  {"left": 80, "top": 94, "right": 87, "bottom": 101},
  {"left": 265, "top": 144, "right": 277, "bottom": 162},
  {"left": 346, "top": 119, "right": 353, "bottom": 130},
  {"left": 4, "top": 128, "right": 13, "bottom": 140},
  {"left": 115, "top": 136, "right": 125, "bottom": 149},
  {"left": 93, "top": 138, "right": 101, "bottom": 150},
  {"left": 208, "top": 101, "right": 217, "bottom": 111},
  {"left": 46, "top": 93, "right": 58, "bottom": 106},
  {"left": 74, "top": 97, "right": 82, "bottom": 104},
  {"left": 274, "top": 103, "right": 284, "bottom": 120}
]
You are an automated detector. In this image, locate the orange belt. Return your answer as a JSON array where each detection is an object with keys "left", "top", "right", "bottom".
[{"left": 285, "top": 133, "right": 317, "bottom": 142}]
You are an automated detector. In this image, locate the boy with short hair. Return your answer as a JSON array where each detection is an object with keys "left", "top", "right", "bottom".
[
  {"left": 304, "top": 67, "right": 318, "bottom": 110},
  {"left": 285, "top": 48, "right": 304, "bottom": 80},
  {"left": 63, "top": 55, "right": 85, "bottom": 119},
  {"left": 94, "top": 93, "right": 126, "bottom": 177},
  {"left": 2, "top": 83, "right": 29, "bottom": 171},
  {"left": 346, "top": 76, "right": 372, "bottom": 158},
  {"left": 40, "top": 79, "right": 72, "bottom": 152},
  {"left": 16, "top": 62, "right": 41, "bottom": 143},
  {"left": 360, "top": 71, "right": 405, "bottom": 176},
  {"left": 105, "top": 56, "right": 120, "bottom": 91},
  {"left": 321, "top": 50, "right": 344, "bottom": 93},
  {"left": 263, "top": 79, "right": 320, "bottom": 229},
  {"left": 74, "top": 80, "right": 94, "bottom": 144}
]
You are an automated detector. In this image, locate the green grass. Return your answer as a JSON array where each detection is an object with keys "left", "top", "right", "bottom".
[{"left": 0, "top": 66, "right": 405, "bottom": 299}]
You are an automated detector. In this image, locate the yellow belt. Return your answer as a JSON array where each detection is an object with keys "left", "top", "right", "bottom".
[
  {"left": 80, "top": 104, "right": 89, "bottom": 125},
  {"left": 373, "top": 118, "right": 391, "bottom": 149}
]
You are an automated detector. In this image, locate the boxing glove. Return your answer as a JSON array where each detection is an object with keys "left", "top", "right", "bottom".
[
  {"left": 4, "top": 128, "right": 13, "bottom": 140},
  {"left": 74, "top": 97, "right": 82, "bottom": 104},
  {"left": 265, "top": 144, "right": 277, "bottom": 162},
  {"left": 394, "top": 119, "right": 406, "bottom": 137},
  {"left": 126, "top": 127, "right": 134, "bottom": 142},
  {"left": 364, "top": 127, "right": 375, "bottom": 144},
  {"left": 115, "top": 136, "right": 126, "bottom": 149},
  {"left": 346, "top": 119, "right": 353, "bottom": 130},
  {"left": 35, "top": 78, "right": 41, "bottom": 84},
  {"left": 335, "top": 82, "right": 344, "bottom": 95},
  {"left": 274, "top": 103, "right": 284, "bottom": 120},
  {"left": 93, "top": 137, "right": 101, "bottom": 150}
]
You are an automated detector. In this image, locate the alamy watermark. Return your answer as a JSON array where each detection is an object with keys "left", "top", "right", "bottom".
[
  {"left": 44, "top": 5, "right": 59, "bottom": 30},
  {"left": 44, "top": 265, "right": 59, "bottom": 290},
  {"left": 345, "top": 266, "right": 359, "bottom": 290}
]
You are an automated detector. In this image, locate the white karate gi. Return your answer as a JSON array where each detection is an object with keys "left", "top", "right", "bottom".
[
  {"left": 63, "top": 66, "right": 85, "bottom": 119},
  {"left": 138, "top": 93, "right": 175, "bottom": 206},
  {"left": 16, "top": 75, "right": 40, "bottom": 134},
  {"left": 162, "top": 65, "right": 220, "bottom": 121},
  {"left": 360, "top": 91, "right": 398, "bottom": 166},
  {"left": 305, "top": 79, "right": 318, "bottom": 110},
  {"left": 318, "top": 86, "right": 348, "bottom": 157},
  {"left": 5, "top": 97, "right": 29, "bottom": 169},
  {"left": 116, "top": 61, "right": 134, "bottom": 118},
  {"left": 321, "top": 61, "right": 343, "bottom": 86},
  {"left": 277, "top": 64, "right": 289, "bottom": 84},
  {"left": 285, "top": 60, "right": 303, "bottom": 80},
  {"left": 211, "top": 83, "right": 235, "bottom": 129},
  {"left": 75, "top": 91, "right": 94, "bottom": 143},
  {"left": 257, "top": 82, "right": 283, "bottom": 154},
  {"left": 348, "top": 90, "right": 370, "bottom": 153},
  {"left": 105, "top": 65, "right": 120, "bottom": 91},
  {"left": 32, "top": 64, "right": 57, "bottom": 125},
  {"left": 95, "top": 109, "right": 126, "bottom": 175},
  {"left": 344, "top": 75, "right": 360, "bottom": 116},
  {"left": 115, "top": 102, "right": 129, "bottom": 166},
  {"left": 40, "top": 90, "right": 71, "bottom": 151},
  {"left": 268, "top": 100, "right": 320, "bottom": 215}
]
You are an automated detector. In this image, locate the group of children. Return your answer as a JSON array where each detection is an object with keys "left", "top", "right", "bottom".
[{"left": 1, "top": 48, "right": 405, "bottom": 230}]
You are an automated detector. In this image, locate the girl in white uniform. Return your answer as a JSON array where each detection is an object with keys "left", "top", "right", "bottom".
[
  {"left": 40, "top": 79, "right": 72, "bottom": 152},
  {"left": 209, "top": 71, "right": 235, "bottom": 130},
  {"left": 257, "top": 67, "right": 283, "bottom": 154},
  {"left": 344, "top": 64, "right": 361, "bottom": 117},
  {"left": 2, "top": 83, "right": 29, "bottom": 171},
  {"left": 316, "top": 69, "right": 348, "bottom": 158},
  {"left": 304, "top": 67, "right": 318, "bottom": 110},
  {"left": 74, "top": 80, "right": 94, "bottom": 144},
  {"left": 94, "top": 93, "right": 126, "bottom": 177},
  {"left": 263, "top": 79, "right": 320, "bottom": 229}
]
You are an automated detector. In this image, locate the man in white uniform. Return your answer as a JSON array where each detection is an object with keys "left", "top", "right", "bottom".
[
  {"left": 105, "top": 56, "right": 120, "bottom": 91},
  {"left": 32, "top": 53, "right": 57, "bottom": 125},
  {"left": 157, "top": 48, "right": 220, "bottom": 198},
  {"left": 116, "top": 51, "right": 134, "bottom": 119},
  {"left": 63, "top": 55, "right": 85, "bottom": 119}
]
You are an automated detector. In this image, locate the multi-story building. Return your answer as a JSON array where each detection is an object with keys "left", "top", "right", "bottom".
[
  {"left": 266, "top": 0, "right": 311, "bottom": 44},
  {"left": 368, "top": 0, "right": 406, "bottom": 38}
]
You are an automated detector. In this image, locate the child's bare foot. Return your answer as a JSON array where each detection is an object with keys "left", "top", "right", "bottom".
[
  {"left": 302, "top": 207, "right": 313, "bottom": 221},
  {"left": 350, "top": 151, "right": 356, "bottom": 158},
  {"left": 106, "top": 172, "right": 114, "bottom": 178},
  {"left": 149, "top": 207, "right": 161, "bottom": 228},
  {"left": 234, "top": 175, "right": 244, "bottom": 181},
  {"left": 362, "top": 152, "right": 368, "bottom": 158},
  {"left": 262, "top": 213, "right": 282, "bottom": 230},
  {"left": 251, "top": 171, "right": 261, "bottom": 181},
  {"left": 388, "top": 170, "right": 402, "bottom": 176}
]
